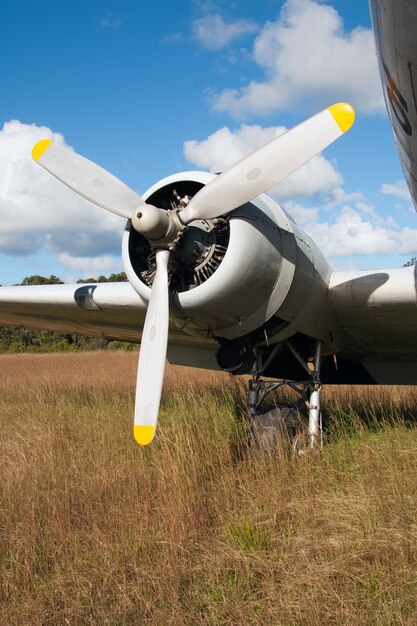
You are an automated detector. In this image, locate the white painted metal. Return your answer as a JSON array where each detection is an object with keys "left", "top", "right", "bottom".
[
  {"left": 267, "top": 215, "right": 333, "bottom": 345},
  {"left": 308, "top": 340, "right": 322, "bottom": 449},
  {"left": 179, "top": 108, "right": 345, "bottom": 224},
  {"left": 308, "top": 388, "right": 321, "bottom": 449},
  {"left": 2, "top": 260, "right": 417, "bottom": 383},
  {"left": 0, "top": 282, "right": 219, "bottom": 356},
  {"left": 123, "top": 171, "right": 336, "bottom": 344},
  {"left": 329, "top": 266, "right": 417, "bottom": 357},
  {"left": 134, "top": 249, "right": 170, "bottom": 430},
  {"left": 131, "top": 204, "right": 170, "bottom": 240},
  {"left": 36, "top": 142, "right": 146, "bottom": 219},
  {"left": 123, "top": 171, "right": 298, "bottom": 339}
]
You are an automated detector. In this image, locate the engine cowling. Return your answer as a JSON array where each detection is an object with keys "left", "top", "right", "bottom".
[{"left": 122, "top": 171, "right": 333, "bottom": 346}]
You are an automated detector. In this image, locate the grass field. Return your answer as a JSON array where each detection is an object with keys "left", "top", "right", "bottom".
[{"left": 1, "top": 351, "right": 417, "bottom": 625}]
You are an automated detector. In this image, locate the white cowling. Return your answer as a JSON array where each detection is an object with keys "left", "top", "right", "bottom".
[{"left": 122, "top": 171, "right": 333, "bottom": 344}]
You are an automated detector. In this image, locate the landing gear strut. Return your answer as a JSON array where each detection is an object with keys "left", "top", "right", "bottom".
[{"left": 247, "top": 339, "right": 323, "bottom": 451}]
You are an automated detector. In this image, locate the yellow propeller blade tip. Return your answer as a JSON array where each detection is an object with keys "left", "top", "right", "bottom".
[
  {"left": 328, "top": 103, "right": 355, "bottom": 133},
  {"left": 134, "top": 425, "right": 156, "bottom": 446},
  {"left": 32, "top": 139, "right": 52, "bottom": 161}
]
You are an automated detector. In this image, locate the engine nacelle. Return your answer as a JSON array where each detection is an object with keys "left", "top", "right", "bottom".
[{"left": 122, "top": 171, "right": 333, "bottom": 345}]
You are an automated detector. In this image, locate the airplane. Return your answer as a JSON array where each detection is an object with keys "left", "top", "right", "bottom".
[{"left": 0, "top": 0, "right": 416, "bottom": 449}]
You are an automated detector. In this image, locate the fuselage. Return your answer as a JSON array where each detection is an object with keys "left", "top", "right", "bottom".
[{"left": 370, "top": 0, "right": 417, "bottom": 210}]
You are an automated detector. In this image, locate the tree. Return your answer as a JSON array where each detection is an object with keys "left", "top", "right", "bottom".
[
  {"left": 76, "top": 272, "right": 127, "bottom": 284},
  {"left": 403, "top": 257, "right": 416, "bottom": 267},
  {"left": 107, "top": 272, "right": 128, "bottom": 282},
  {"left": 19, "top": 275, "right": 64, "bottom": 286}
]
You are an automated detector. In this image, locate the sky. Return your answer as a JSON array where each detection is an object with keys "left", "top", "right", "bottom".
[{"left": 0, "top": 0, "right": 416, "bottom": 285}]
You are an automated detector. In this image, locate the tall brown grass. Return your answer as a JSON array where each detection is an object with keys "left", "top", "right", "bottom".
[{"left": 1, "top": 352, "right": 417, "bottom": 625}]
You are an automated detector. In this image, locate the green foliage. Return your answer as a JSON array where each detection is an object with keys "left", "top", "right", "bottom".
[
  {"left": 227, "top": 519, "right": 269, "bottom": 551},
  {"left": 0, "top": 326, "right": 111, "bottom": 353},
  {"left": 19, "top": 274, "right": 64, "bottom": 285},
  {"left": 76, "top": 272, "right": 127, "bottom": 283}
]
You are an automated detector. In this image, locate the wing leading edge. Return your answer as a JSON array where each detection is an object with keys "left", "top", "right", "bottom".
[{"left": 0, "top": 282, "right": 219, "bottom": 369}]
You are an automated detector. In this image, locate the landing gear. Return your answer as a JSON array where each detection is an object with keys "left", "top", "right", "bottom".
[{"left": 247, "top": 340, "right": 323, "bottom": 453}]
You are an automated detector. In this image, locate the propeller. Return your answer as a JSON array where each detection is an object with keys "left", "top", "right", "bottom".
[
  {"left": 133, "top": 249, "right": 170, "bottom": 445},
  {"left": 32, "top": 102, "right": 355, "bottom": 445},
  {"left": 31, "top": 139, "right": 151, "bottom": 219},
  {"left": 179, "top": 103, "right": 354, "bottom": 224}
]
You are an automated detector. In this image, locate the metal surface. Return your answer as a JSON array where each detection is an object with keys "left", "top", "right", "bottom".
[
  {"left": 179, "top": 104, "right": 354, "bottom": 223},
  {"left": 123, "top": 171, "right": 336, "bottom": 343},
  {"left": 330, "top": 265, "right": 417, "bottom": 383},
  {"left": 371, "top": 0, "right": 417, "bottom": 210},
  {"left": 330, "top": 266, "right": 417, "bottom": 359},
  {"left": 33, "top": 141, "right": 145, "bottom": 219},
  {"left": 308, "top": 340, "right": 322, "bottom": 449},
  {"left": 134, "top": 249, "right": 170, "bottom": 445},
  {"left": 0, "top": 282, "right": 217, "bottom": 357}
]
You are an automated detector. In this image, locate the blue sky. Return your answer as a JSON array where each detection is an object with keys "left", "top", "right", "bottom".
[{"left": 0, "top": 0, "right": 415, "bottom": 284}]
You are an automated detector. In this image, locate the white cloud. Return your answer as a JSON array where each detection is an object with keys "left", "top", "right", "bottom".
[
  {"left": 327, "top": 187, "right": 366, "bottom": 206},
  {"left": 381, "top": 180, "right": 411, "bottom": 201},
  {"left": 161, "top": 32, "right": 183, "bottom": 44},
  {"left": 284, "top": 202, "right": 417, "bottom": 258},
  {"left": 0, "top": 233, "right": 38, "bottom": 256},
  {"left": 282, "top": 200, "right": 318, "bottom": 224},
  {"left": 57, "top": 253, "right": 122, "bottom": 273},
  {"left": 271, "top": 154, "right": 342, "bottom": 201},
  {"left": 0, "top": 120, "right": 124, "bottom": 261},
  {"left": 304, "top": 206, "right": 397, "bottom": 256},
  {"left": 184, "top": 123, "right": 342, "bottom": 200},
  {"left": 212, "top": 0, "right": 384, "bottom": 118},
  {"left": 395, "top": 226, "right": 417, "bottom": 255},
  {"left": 184, "top": 124, "right": 283, "bottom": 170},
  {"left": 193, "top": 14, "right": 257, "bottom": 51},
  {"left": 100, "top": 11, "right": 125, "bottom": 30}
]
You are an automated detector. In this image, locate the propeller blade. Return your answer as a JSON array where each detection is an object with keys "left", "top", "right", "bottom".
[
  {"left": 32, "top": 140, "right": 145, "bottom": 219},
  {"left": 179, "top": 103, "right": 355, "bottom": 224},
  {"left": 133, "top": 249, "right": 170, "bottom": 446}
]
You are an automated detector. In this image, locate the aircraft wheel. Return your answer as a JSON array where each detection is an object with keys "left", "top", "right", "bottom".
[{"left": 247, "top": 404, "right": 307, "bottom": 453}]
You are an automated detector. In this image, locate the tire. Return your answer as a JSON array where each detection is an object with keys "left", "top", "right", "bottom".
[{"left": 247, "top": 404, "right": 307, "bottom": 452}]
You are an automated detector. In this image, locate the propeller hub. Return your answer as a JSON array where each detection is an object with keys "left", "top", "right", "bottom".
[{"left": 131, "top": 204, "right": 170, "bottom": 240}]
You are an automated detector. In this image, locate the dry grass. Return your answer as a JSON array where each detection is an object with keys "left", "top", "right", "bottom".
[{"left": 1, "top": 352, "right": 417, "bottom": 625}]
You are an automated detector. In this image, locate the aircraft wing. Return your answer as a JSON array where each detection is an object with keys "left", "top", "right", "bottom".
[
  {"left": 1, "top": 265, "right": 416, "bottom": 384},
  {"left": 329, "top": 265, "right": 417, "bottom": 384},
  {"left": 0, "top": 282, "right": 219, "bottom": 370}
]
